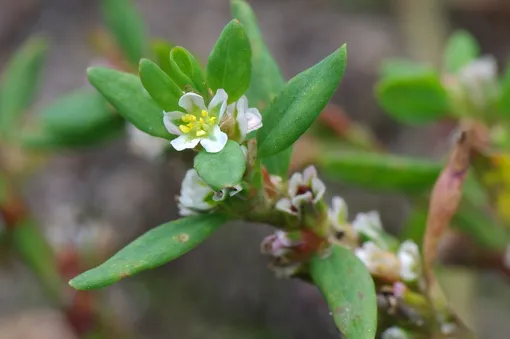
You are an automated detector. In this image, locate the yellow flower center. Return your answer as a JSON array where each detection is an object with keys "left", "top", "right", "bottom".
[{"left": 178, "top": 110, "right": 217, "bottom": 137}]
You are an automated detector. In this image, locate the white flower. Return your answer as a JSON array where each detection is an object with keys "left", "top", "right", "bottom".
[
  {"left": 381, "top": 326, "right": 408, "bottom": 339},
  {"left": 164, "top": 90, "right": 228, "bottom": 153},
  {"left": 276, "top": 166, "right": 326, "bottom": 215},
  {"left": 178, "top": 169, "right": 215, "bottom": 216},
  {"left": 328, "top": 196, "right": 348, "bottom": 226},
  {"left": 178, "top": 169, "right": 242, "bottom": 216},
  {"left": 397, "top": 240, "right": 421, "bottom": 282},
  {"left": 227, "top": 95, "right": 263, "bottom": 142},
  {"left": 457, "top": 56, "right": 498, "bottom": 108},
  {"left": 352, "top": 211, "right": 386, "bottom": 248},
  {"left": 355, "top": 241, "right": 400, "bottom": 281},
  {"left": 126, "top": 124, "right": 167, "bottom": 160}
]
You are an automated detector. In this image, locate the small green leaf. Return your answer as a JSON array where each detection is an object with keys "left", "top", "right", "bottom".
[
  {"left": 206, "top": 19, "right": 252, "bottom": 103},
  {"left": 499, "top": 61, "right": 510, "bottom": 117},
  {"left": 87, "top": 67, "right": 170, "bottom": 139},
  {"left": 0, "top": 36, "right": 48, "bottom": 136},
  {"left": 194, "top": 140, "right": 246, "bottom": 191},
  {"left": 150, "top": 39, "right": 175, "bottom": 76},
  {"left": 319, "top": 151, "right": 441, "bottom": 194},
  {"left": 311, "top": 246, "right": 377, "bottom": 338},
  {"left": 170, "top": 47, "right": 208, "bottom": 95},
  {"left": 376, "top": 73, "right": 450, "bottom": 125},
  {"left": 379, "top": 58, "right": 434, "bottom": 80},
  {"left": 257, "top": 46, "right": 347, "bottom": 158},
  {"left": 231, "top": 0, "right": 291, "bottom": 177},
  {"left": 443, "top": 30, "right": 480, "bottom": 74},
  {"left": 12, "top": 219, "right": 62, "bottom": 300},
  {"left": 139, "top": 58, "right": 182, "bottom": 112},
  {"left": 40, "top": 89, "right": 124, "bottom": 139},
  {"left": 69, "top": 214, "right": 227, "bottom": 290},
  {"left": 101, "top": 0, "right": 147, "bottom": 65}
]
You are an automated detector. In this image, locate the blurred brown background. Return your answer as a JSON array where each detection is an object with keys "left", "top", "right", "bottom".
[{"left": 1, "top": 0, "right": 510, "bottom": 338}]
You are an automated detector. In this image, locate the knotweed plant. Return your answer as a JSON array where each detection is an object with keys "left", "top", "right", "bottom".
[{"left": 3, "top": 0, "right": 510, "bottom": 338}]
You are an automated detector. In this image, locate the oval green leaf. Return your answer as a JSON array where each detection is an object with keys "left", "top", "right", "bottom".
[
  {"left": 376, "top": 73, "right": 450, "bottom": 125},
  {"left": 319, "top": 151, "right": 441, "bottom": 194},
  {"left": 87, "top": 67, "right": 171, "bottom": 139},
  {"left": 69, "top": 214, "right": 228, "bottom": 290},
  {"left": 194, "top": 140, "right": 246, "bottom": 191},
  {"left": 206, "top": 19, "right": 252, "bottom": 103},
  {"left": 40, "top": 88, "right": 124, "bottom": 139},
  {"left": 101, "top": 0, "right": 147, "bottom": 65},
  {"left": 139, "top": 58, "right": 182, "bottom": 112},
  {"left": 231, "top": 0, "right": 291, "bottom": 177},
  {"left": 311, "top": 246, "right": 377, "bottom": 339},
  {"left": 443, "top": 30, "right": 480, "bottom": 74},
  {"left": 150, "top": 39, "right": 175, "bottom": 76},
  {"left": 257, "top": 45, "right": 347, "bottom": 158},
  {"left": 0, "top": 36, "right": 48, "bottom": 137}
]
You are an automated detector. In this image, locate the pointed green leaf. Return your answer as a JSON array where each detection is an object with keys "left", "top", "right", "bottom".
[
  {"left": 443, "top": 30, "right": 480, "bottom": 74},
  {"left": 0, "top": 36, "right": 48, "bottom": 136},
  {"left": 170, "top": 47, "right": 208, "bottom": 95},
  {"left": 150, "top": 39, "right": 175, "bottom": 76},
  {"left": 311, "top": 246, "right": 377, "bottom": 339},
  {"left": 194, "top": 140, "right": 246, "bottom": 191},
  {"left": 101, "top": 0, "right": 147, "bottom": 65},
  {"left": 376, "top": 73, "right": 449, "bottom": 125},
  {"left": 257, "top": 46, "right": 347, "bottom": 157},
  {"left": 69, "top": 214, "right": 228, "bottom": 290},
  {"left": 87, "top": 67, "right": 171, "bottom": 139},
  {"left": 139, "top": 58, "right": 182, "bottom": 112},
  {"left": 319, "top": 151, "right": 441, "bottom": 194},
  {"left": 231, "top": 0, "right": 291, "bottom": 177},
  {"left": 206, "top": 20, "right": 252, "bottom": 103}
]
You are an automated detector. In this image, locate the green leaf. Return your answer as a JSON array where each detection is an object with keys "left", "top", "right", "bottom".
[
  {"left": 206, "top": 19, "right": 252, "bottom": 103},
  {"left": 379, "top": 58, "right": 434, "bottom": 80},
  {"left": 443, "top": 30, "right": 480, "bottom": 74},
  {"left": 69, "top": 214, "right": 227, "bottom": 290},
  {"left": 319, "top": 151, "right": 441, "bottom": 194},
  {"left": 87, "top": 67, "right": 171, "bottom": 139},
  {"left": 151, "top": 39, "right": 174, "bottom": 75},
  {"left": 0, "top": 36, "right": 48, "bottom": 136},
  {"left": 498, "top": 61, "right": 510, "bottom": 116},
  {"left": 101, "top": 0, "right": 147, "bottom": 65},
  {"left": 39, "top": 88, "right": 124, "bottom": 140},
  {"left": 170, "top": 47, "right": 208, "bottom": 95},
  {"left": 311, "top": 246, "right": 377, "bottom": 338},
  {"left": 257, "top": 46, "right": 347, "bottom": 158},
  {"left": 376, "top": 73, "right": 450, "bottom": 125},
  {"left": 231, "top": 0, "right": 291, "bottom": 177},
  {"left": 194, "top": 140, "right": 246, "bottom": 191},
  {"left": 11, "top": 219, "right": 62, "bottom": 300},
  {"left": 139, "top": 58, "right": 182, "bottom": 112}
]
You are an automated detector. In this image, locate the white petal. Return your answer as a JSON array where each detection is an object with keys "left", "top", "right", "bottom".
[
  {"left": 179, "top": 92, "right": 206, "bottom": 112},
  {"left": 292, "top": 191, "right": 313, "bottom": 206},
  {"left": 178, "top": 204, "right": 198, "bottom": 216},
  {"left": 352, "top": 211, "right": 383, "bottom": 243},
  {"left": 276, "top": 198, "right": 297, "bottom": 215},
  {"left": 236, "top": 95, "right": 249, "bottom": 115},
  {"left": 303, "top": 165, "right": 318, "bottom": 184},
  {"left": 200, "top": 125, "right": 228, "bottom": 153},
  {"left": 245, "top": 108, "right": 263, "bottom": 132},
  {"left": 229, "top": 184, "right": 243, "bottom": 196},
  {"left": 311, "top": 177, "right": 326, "bottom": 203},
  {"left": 329, "top": 196, "right": 348, "bottom": 224},
  {"left": 170, "top": 135, "right": 200, "bottom": 151},
  {"left": 208, "top": 89, "right": 228, "bottom": 120},
  {"left": 397, "top": 240, "right": 420, "bottom": 281},
  {"left": 163, "top": 111, "right": 183, "bottom": 135},
  {"left": 381, "top": 327, "right": 408, "bottom": 339},
  {"left": 287, "top": 172, "right": 304, "bottom": 197}
]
